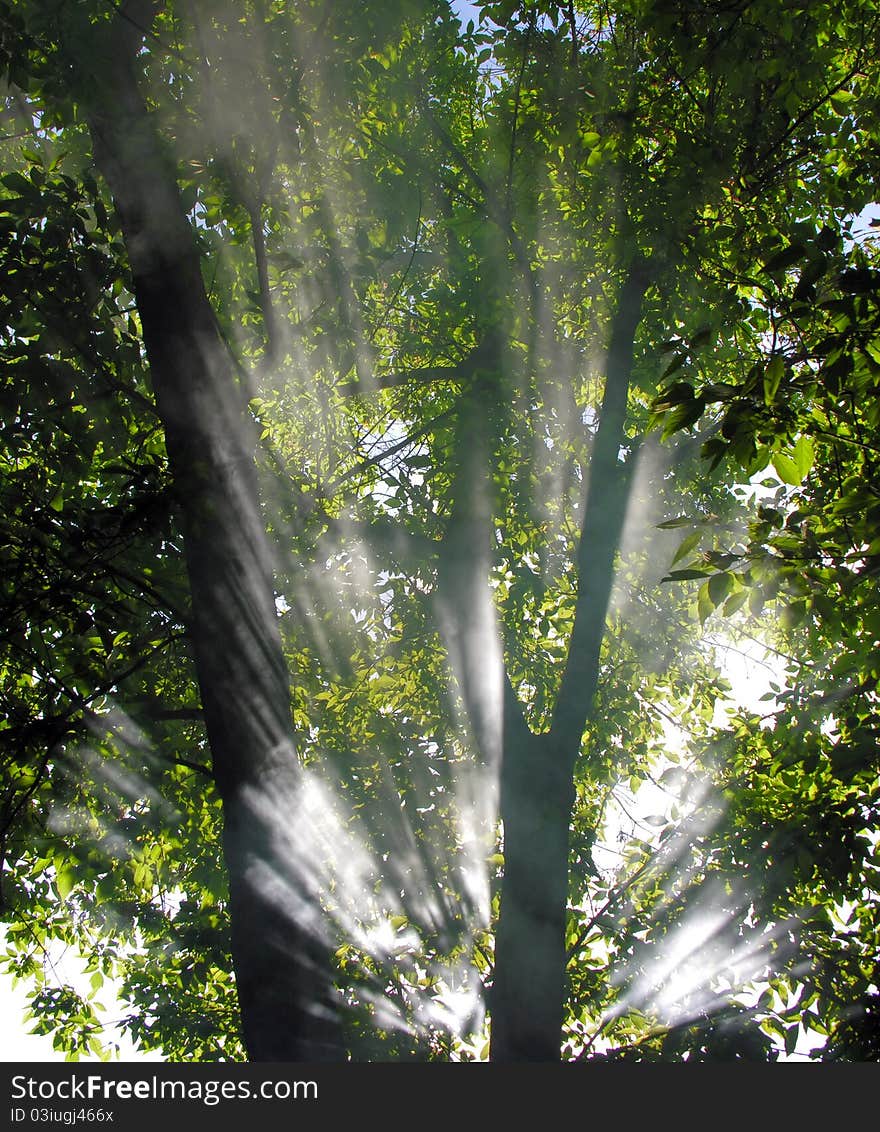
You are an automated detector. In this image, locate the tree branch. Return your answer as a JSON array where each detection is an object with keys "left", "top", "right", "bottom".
[
  {"left": 322, "top": 406, "right": 454, "bottom": 496},
  {"left": 566, "top": 0, "right": 578, "bottom": 69},
  {"left": 337, "top": 365, "right": 463, "bottom": 397},
  {"left": 550, "top": 258, "right": 653, "bottom": 756},
  {"left": 505, "top": 13, "right": 534, "bottom": 211},
  {"left": 423, "top": 105, "right": 540, "bottom": 321},
  {"left": 246, "top": 199, "right": 280, "bottom": 364}
]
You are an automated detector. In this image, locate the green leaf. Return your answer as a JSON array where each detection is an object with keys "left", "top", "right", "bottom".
[
  {"left": 658, "top": 767, "right": 688, "bottom": 792},
  {"left": 654, "top": 377, "right": 692, "bottom": 406},
  {"left": 1, "top": 171, "right": 35, "bottom": 196},
  {"left": 771, "top": 449, "right": 803, "bottom": 485},
  {"left": 708, "top": 571, "right": 736, "bottom": 607},
  {"left": 838, "top": 268, "right": 878, "bottom": 293},
  {"left": 780, "top": 600, "right": 807, "bottom": 629},
  {"left": 697, "top": 581, "right": 714, "bottom": 625},
  {"left": 762, "top": 244, "right": 807, "bottom": 275},
  {"left": 763, "top": 356, "right": 785, "bottom": 406},
  {"left": 55, "top": 866, "right": 76, "bottom": 900},
  {"left": 661, "top": 397, "right": 704, "bottom": 438},
  {"left": 792, "top": 435, "right": 814, "bottom": 481},
  {"left": 671, "top": 530, "right": 702, "bottom": 566},
  {"left": 723, "top": 590, "right": 749, "bottom": 617}
]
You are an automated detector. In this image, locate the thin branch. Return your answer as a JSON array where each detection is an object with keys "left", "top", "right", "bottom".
[
  {"left": 103, "top": 0, "right": 192, "bottom": 65},
  {"left": 337, "top": 365, "right": 462, "bottom": 397},
  {"left": 422, "top": 103, "right": 541, "bottom": 324},
  {"left": 25, "top": 296, "right": 160, "bottom": 419},
  {"left": 134, "top": 704, "right": 204, "bottom": 723},
  {"left": 323, "top": 407, "right": 455, "bottom": 496},
  {"left": 811, "top": 428, "right": 880, "bottom": 456},
  {"left": 566, "top": 0, "right": 578, "bottom": 69},
  {"left": 566, "top": 854, "right": 654, "bottom": 963},
  {"left": 369, "top": 187, "right": 422, "bottom": 345},
  {"left": 246, "top": 199, "right": 280, "bottom": 365},
  {"left": 423, "top": 105, "right": 493, "bottom": 202},
  {"left": 0, "top": 748, "right": 55, "bottom": 844},
  {"left": 505, "top": 14, "right": 534, "bottom": 211},
  {"left": 753, "top": 47, "right": 877, "bottom": 180}
]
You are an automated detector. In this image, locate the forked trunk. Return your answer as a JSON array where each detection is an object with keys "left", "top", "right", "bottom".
[{"left": 490, "top": 263, "right": 651, "bottom": 1060}]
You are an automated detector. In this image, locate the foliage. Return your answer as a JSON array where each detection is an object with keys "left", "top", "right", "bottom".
[{"left": 0, "top": 0, "right": 879, "bottom": 1061}]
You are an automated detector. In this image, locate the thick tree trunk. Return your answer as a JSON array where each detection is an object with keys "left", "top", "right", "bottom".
[
  {"left": 79, "top": 3, "right": 343, "bottom": 1060},
  {"left": 491, "top": 721, "right": 573, "bottom": 1060},
  {"left": 490, "top": 263, "right": 651, "bottom": 1061}
]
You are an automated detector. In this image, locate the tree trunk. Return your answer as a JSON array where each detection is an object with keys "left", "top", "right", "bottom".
[
  {"left": 491, "top": 723, "right": 574, "bottom": 1060},
  {"left": 490, "top": 262, "right": 651, "bottom": 1060},
  {"left": 79, "top": 3, "right": 343, "bottom": 1060}
]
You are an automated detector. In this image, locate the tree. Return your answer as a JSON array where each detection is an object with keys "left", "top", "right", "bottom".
[{"left": 1, "top": 0, "right": 879, "bottom": 1062}]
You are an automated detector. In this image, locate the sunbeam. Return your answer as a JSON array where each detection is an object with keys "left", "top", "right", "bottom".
[{"left": 3, "top": 0, "right": 878, "bottom": 1068}]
